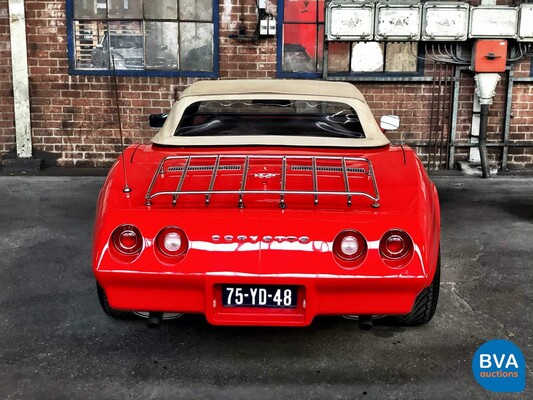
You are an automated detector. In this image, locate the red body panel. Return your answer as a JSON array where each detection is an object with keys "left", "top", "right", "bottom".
[{"left": 93, "top": 144, "right": 440, "bottom": 326}]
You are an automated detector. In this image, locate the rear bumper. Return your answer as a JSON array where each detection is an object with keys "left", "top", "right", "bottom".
[{"left": 96, "top": 271, "right": 428, "bottom": 326}]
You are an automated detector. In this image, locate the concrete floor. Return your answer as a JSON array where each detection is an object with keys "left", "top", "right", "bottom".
[{"left": 0, "top": 175, "right": 531, "bottom": 399}]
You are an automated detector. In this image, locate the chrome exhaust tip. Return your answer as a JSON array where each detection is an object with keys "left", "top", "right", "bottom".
[
  {"left": 147, "top": 312, "right": 163, "bottom": 328},
  {"left": 358, "top": 315, "right": 373, "bottom": 330}
]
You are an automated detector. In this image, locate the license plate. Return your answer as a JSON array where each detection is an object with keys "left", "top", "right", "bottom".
[{"left": 222, "top": 285, "right": 298, "bottom": 308}]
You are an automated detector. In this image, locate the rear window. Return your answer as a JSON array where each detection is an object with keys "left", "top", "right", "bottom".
[{"left": 174, "top": 100, "right": 365, "bottom": 139}]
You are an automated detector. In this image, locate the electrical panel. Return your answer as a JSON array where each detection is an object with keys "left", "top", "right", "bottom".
[
  {"left": 422, "top": 2, "right": 469, "bottom": 41},
  {"left": 375, "top": 3, "right": 421, "bottom": 41},
  {"left": 471, "top": 40, "right": 508, "bottom": 73},
  {"left": 326, "top": 3, "right": 374, "bottom": 41},
  {"left": 259, "top": 18, "right": 276, "bottom": 37},
  {"left": 518, "top": 4, "right": 533, "bottom": 42},
  {"left": 469, "top": 7, "right": 518, "bottom": 39},
  {"left": 324, "top": 2, "right": 529, "bottom": 42}
]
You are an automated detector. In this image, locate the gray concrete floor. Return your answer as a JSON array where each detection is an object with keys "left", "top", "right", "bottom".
[{"left": 0, "top": 175, "right": 531, "bottom": 400}]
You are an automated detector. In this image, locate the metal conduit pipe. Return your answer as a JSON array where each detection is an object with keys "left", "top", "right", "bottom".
[{"left": 479, "top": 104, "right": 490, "bottom": 178}]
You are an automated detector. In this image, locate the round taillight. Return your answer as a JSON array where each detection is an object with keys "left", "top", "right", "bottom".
[
  {"left": 156, "top": 227, "right": 188, "bottom": 257},
  {"left": 341, "top": 236, "right": 359, "bottom": 256},
  {"left": 112, "top": 225, "right": 143, "bottom": 255},
  {"left": 333, "top": 230, "right": 367, "bottom": 261},
  {"left": 379, "top": 229, "right": 413, "bottom": 260}
]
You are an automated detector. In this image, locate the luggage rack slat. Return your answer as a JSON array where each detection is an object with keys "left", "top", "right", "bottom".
[
  {"left": 341, "top": 157, "right": 352, "bottom": 207},
  {"left": 280, "top": 156, "right": 287, "bottom": 209},
  {"left": 238, "top": 156, "right": 249, "bottom": 209},
  {"left": 311, "top": 157, "right": 318, "bottom": 206},
  {"left": 205, "top": 155, "right": 220, "bottom": 206},
  {"left": 145, "top": 154, "right": 380, "bottom": 208},
  {"left": 172, "top": 156, "right": 191, "bottom": 206}
]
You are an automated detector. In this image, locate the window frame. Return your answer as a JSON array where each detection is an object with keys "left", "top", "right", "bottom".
[
  {"left": 276, "top": 0, "right": 425, "bottom": 80},
  {"left": 276, "top": 0, "right": 324, "bottom": 79},
  {"left": 66, "top": 0, "right": 219, "bottom": 78}
]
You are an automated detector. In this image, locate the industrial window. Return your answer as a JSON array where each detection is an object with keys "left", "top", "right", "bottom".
[
  {"left": 280, "top": 0, "right": 325, "bottom": 75},
  {"left": 278, "top": 0, "right": 421, "bottom": 78},
  {"left": 68, "top": 0, "right": 218, "bottom": 77}
]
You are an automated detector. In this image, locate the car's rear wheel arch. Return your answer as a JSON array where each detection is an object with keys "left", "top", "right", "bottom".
[
  {"left": 96, "top": 283, "right": 136, "bottom": 320},
  {"left": 395, "top": 249, "right": 441, "bottom": 326}
]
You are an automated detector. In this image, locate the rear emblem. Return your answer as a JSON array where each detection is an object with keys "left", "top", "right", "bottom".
[
  {"left": 253, "top": 173, "right": 279, "bottom": 179},
  {"left": 212, "top": 235, "right": 309, "bottom": 244}
]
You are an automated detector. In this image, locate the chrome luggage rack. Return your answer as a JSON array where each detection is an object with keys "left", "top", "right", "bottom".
[{"left": 145, "top": 155, "right": 380, "bottom": 209}]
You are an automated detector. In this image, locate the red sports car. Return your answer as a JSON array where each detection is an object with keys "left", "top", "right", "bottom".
[{"left": 93, "top": 80, "right": 440, "bottom": 328}]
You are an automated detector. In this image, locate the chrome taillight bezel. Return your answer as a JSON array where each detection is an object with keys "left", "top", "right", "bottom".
[
  {"left": 333, "top": 230, "right": 367, "bottom": 263},
  {"left": 156, "top": 226, "right": 189, "bottom": 257},
  {"left": 379, "top": 229, "right": 414, "bottom": 268},
  {"left": 111, "top": 224, "right": 143, "bottom": 255}
]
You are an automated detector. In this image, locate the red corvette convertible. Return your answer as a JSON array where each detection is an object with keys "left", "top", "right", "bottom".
[{"left": 93, "top": 80, "right": 440, "bottom": 328}]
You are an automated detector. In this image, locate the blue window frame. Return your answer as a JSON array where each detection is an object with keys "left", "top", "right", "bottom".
[
  {"left": 277, "top": 0, "right": 325, "bottom": 79},
  {"left": 276, "top": 0, "right": 424, "bottom": 79},
  {"left": 67, "top": 0, "right": 219, "bottom": 78}
]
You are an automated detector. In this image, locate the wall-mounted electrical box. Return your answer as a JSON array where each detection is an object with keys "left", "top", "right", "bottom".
[
  {"left": 260, "top": 17, "right": 276, "bottom": 36},
  {"left": 518, "top": 4, "right": 533, "bottom": 42},
  {"left": 471, "top": 40, "right": 508, "bottom": 73},
  {"left": 326, "top": 3, "right": 374, "bottom": 41},
  {"left": 324, "top": 2, "right": 526, "bottom": 43},
  {"left": 375, "top": 3, "right": 421, "bottom": 41},
  {"left": 469, "top": 6, "right": 518, "bottom": 39},
  {"left": 422, "top": 2, "right": 469, "bottom": 41}
]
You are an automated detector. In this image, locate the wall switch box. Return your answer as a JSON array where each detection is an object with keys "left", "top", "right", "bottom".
[
  {"left": 267, "top": 18, "right": 276, "bottom": 35},
  {"left": 260, "top": 18, "right": 276, "bottom": 37},
  {"left": 260, "top": 19, "right": 268, "bottom": 35},
  {"left": 472, "top": 40, "right": 507, "bottom": 73}
]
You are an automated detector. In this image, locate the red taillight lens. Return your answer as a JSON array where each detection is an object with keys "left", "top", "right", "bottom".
[
  {"left": 333, "top": 230, "right": 367, "bottom": 261},
  {"left": 379, "top": 229, "right": 413, "bottom": 260},
  {"left": 156, "top": 227, "right": 188, "bottom": 257},
  {"left": 112, "top": 225, "right": 143, "bottom": 255}
]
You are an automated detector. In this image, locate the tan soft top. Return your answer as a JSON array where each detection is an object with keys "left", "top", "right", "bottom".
[
  {"left": 152, "top": 79, "right": 389, "bottom": 148},
  {"left": 179, "top": 79, "right": 367, "bottom": 102}
]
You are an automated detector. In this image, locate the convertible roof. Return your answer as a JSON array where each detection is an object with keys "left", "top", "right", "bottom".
[
  {"left": 152, "top": 79, "right": 389, "bottom": 148},
  {"left": 179, "top": 79, "right": 367, "bottom": 102}
]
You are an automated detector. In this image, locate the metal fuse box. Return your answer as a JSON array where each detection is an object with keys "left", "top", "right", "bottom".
[
  {"left": 326, "top": 2, "right": 375, "bottom": 41},
  {"left": 375, "top": 3, "right": 422, "bottom": 41},
  {"left": 471, "top": 40, "right": 508, "bottom": 73},
  {"left": 518, "top": 4, "right": 533, "bottom": 42},
  {"left": 469, "top": 7, "right": 518, "bottom": 39},
  {"left": 422, "top": 2, "right": 470, "bottom": 41}
]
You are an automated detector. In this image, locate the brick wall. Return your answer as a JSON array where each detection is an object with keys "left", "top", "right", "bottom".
[
  {"left": 25, "top": 0, "right": 194, "bottom": 167},
  {"left": 0, "top": 0, "right": 532, "bottom": 170},
  {"left": 219, "top": 1, "right": 277, "bottom": 79},
  {"left": 508, "top": 60, "right": 533, "bottom": 170}
]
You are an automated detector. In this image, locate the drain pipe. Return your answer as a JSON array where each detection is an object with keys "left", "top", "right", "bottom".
[
  {"left": 474, "top": 73, "right": 501, "bottom": 178},
  {"left": 479, "top": 104, "right": 490, "bottom": 178}
]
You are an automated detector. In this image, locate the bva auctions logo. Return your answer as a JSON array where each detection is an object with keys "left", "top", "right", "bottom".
[{"left": 472, "top": 339, "right": 526, "bottom": 393}]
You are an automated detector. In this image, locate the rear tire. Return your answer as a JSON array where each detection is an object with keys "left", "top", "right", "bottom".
[
  {"left": 395, "top": 252, "right": 440, "bottom": 326},
  {"left": 97, "top": 283, "right": 136, "bottom": 319}
]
